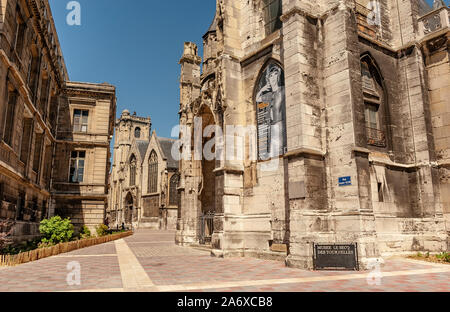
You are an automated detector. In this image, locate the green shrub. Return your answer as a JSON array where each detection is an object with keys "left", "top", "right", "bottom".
[
  {"left": 444, "top": 253, "right": 450, "bottom": 263},
  {"left": 96, "top": 224, "right": 109, "bottom": 237},
  {"left": 436, "top": 252, "right": 450, "bottom": 263},
  {"left": 80, "top": 225, "right": 91, "bottom": 239},
  {"left": 39, "top": 216, "right": 74, "bottom": 246}
]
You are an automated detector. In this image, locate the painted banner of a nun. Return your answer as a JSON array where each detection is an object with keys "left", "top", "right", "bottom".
[{"left": 255, "top": 63, "right": 287, "bottom": 160}]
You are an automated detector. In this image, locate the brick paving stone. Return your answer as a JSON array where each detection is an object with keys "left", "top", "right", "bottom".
[
  {"left": 61, "top": 242, "right": 117, "bottom": 256},
  {"left": 127, "top": 230, "right": 450, "bottom": 292},
  {"left": 0, "top": 247, "right": 121, "bottom": 292},
  {"left": 0, "top": 229, "right": 449, "bottom": 292}
]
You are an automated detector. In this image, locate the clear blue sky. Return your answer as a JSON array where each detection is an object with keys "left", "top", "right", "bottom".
[
  {"left": 48, "top": 0, "right": 447, "bottom": 139},
  {"left": 49, "top": 0, "right": 216, "bottom": 138},
  {"left": 428, "top": 0, "right": 450, "bottom": 7}
]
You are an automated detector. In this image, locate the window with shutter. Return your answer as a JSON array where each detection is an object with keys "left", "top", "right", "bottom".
[
  {"left": 20, "top": 118, "right": 33, "bottom": 165},
  {"left": 33, "top": 133, "right": 43, "bottom": 175},
  {"left": 3, "top": 89, "right": 18, "bottom": 147},
  {"left": 69, "top": 151, "right": 86, "bottom": 183},
  {"left": 361, "top": 55, "right": 387, "bottom": 148},
  {"left": 73, "top": 109, "right": 89, "bottom": 133}
]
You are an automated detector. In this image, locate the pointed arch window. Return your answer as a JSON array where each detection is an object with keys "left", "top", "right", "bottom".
[
  {"left": 255, "top": 62, "right": 287, "bottom": 160},
  {"left": 169, "top": 174, "right": 180, "bottom": 206},
  {"left": 148, "top": 151, "right": 158, "bottom": 193},
  {"left": 263, "top": 0, "right": 283, "bottom": 36},
  {"left": 129, "top": 155, "right": 137, "bottom": 186},
  {"left": 361, "top": 55, "right": 386, "bottom": 148}
]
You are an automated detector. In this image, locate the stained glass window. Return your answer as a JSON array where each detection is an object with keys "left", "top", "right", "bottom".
[
  {"left": 148, "top": 151, "right": 158, "bottom": 193},
  {"left": 130, "top": 155, "right": 137, "bottom": 186}
]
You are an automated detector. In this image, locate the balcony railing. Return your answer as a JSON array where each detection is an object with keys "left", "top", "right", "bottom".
[
  {"left": 366, "top": 127, "right": 386, "bottom": 147},
  {"left": 418, "top": 6, "right": 450, "bottom": 38}
]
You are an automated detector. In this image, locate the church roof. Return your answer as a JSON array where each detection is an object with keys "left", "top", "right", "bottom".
[
  {"left": 203, "top": 13, "right": 217, "bottom": 39},
  {"left": 136, "top": 140, "right": 149, "bottom": 161},
  {"left": 158, "top": 137, "right": 179, "bottom": 169}
]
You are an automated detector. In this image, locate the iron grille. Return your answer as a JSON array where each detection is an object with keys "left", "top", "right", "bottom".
[{"left": 199, "top": 212, "right": 215, "bottom": 245}]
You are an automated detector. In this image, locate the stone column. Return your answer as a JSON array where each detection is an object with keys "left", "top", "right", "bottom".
[
  {"left": 282, "top": 1, "right": 381, "bottom": 270},
  {"left": 395, "top": 39, "right": 447, "bottom": 251},
  {"left": 281, "top": 1, "right": 328, "bottom": 269},
  {"left": 176, "top": 43, "right": 202, "bottom": 246},
  {"left": 424, "top": 31, "right": 450, "bottom": 250},
  {"left": 209, "top": 0, "right": 248, "bottom": 257}
]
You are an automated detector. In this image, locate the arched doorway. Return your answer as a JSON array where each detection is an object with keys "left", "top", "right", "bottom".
[
  {"left": 169, "top": 174, "right": 180, "bottom": 207},
  {"left": 199, "top": 105, "right": 216, "bottom": 214},
  {"left": 125, "top": 192, "right": 133, "bottom": 224},
  {"left": 198, "top": 105, "right": 216, "bottom": 243}
]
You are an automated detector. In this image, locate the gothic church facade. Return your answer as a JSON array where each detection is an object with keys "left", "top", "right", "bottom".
[
  {"left": 108, "top": 110, "right": 180, "bottom": 230},
  {"left": 176, "top": 0, "right": 450, "bottom": 269}
]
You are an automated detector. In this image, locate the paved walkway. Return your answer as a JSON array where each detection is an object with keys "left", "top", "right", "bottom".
[{"left": 0, "top": 230, "right": 449, "bottom": 292}]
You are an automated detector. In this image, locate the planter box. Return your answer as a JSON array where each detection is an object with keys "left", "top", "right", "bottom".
[{"left": 0, "top": 231, "right": 133, "bottom": 267}]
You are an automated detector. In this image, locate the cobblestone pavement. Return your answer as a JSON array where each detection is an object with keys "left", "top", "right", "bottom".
[{"left": 0, "top": 229, "right": 449, "bottom": 292}]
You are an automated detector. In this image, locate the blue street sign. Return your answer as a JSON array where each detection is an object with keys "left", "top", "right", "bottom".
[{"left": 339, "top": 176, "right": 352, "bottom": 187}]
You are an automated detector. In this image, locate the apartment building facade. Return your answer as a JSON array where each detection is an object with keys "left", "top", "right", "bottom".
[{"left": 0, "top": 0, "right": 116, "bottom": 242}]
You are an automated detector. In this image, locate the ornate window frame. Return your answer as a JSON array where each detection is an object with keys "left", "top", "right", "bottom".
[{"left": 148, "top": 150, "right": 158, "bottom": 194}]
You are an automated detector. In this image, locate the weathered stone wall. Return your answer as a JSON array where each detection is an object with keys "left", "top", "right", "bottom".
[
  {"left": 0, "top": 173, "right": 46, "bottom": 243},
  {"left": 166, "top": 207, "right": 178, "bottom": 230},
  {"left": 54, "top": 199, "right": 106, "bottom": 232},
  {"left": 352, "top": 33, "right": 447, "bottom": 255},
  {"left": 142, "top": 196, "right": 159, "bottom": 218},
  {"left": 0, "top": 0, "right": 67, "bottom": 242},
  {"left": 176, "top": 0, "right": 449, "bottom": 269},
  {"left": 426, "top": 32, "right": 450, "bottom": 249}
]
